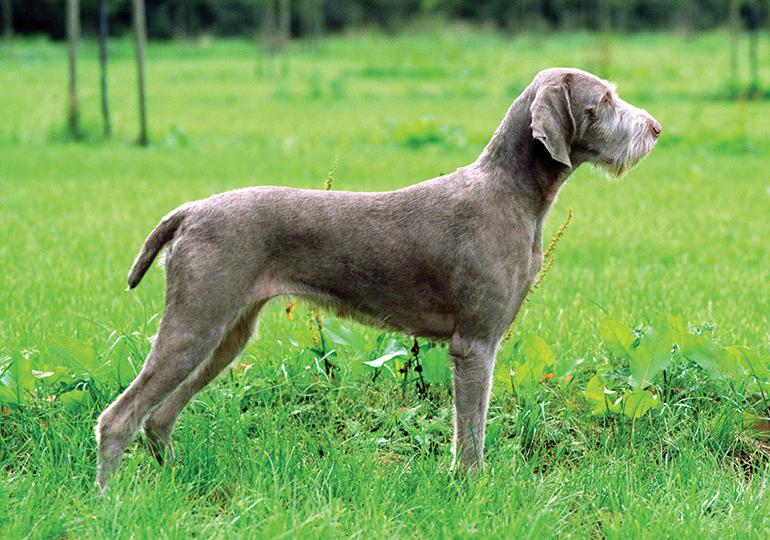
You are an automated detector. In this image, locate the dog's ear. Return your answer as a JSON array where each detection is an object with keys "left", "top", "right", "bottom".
[{"left": 530, "top": 83, "right": 575, "bottom": 168}]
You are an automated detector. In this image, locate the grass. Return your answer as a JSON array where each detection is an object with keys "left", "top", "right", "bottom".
[{"left": 1, "top": 28, "right": 770, "bottom": 538}]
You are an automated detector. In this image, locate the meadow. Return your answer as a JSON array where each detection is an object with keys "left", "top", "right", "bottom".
[{"left": 1, "top": 28, "right": 769, "bottom": 538}]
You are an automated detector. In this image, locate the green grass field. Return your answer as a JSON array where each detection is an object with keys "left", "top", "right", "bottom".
[{"left": 1, "top": 29, "right": 769, "bottom": 538}]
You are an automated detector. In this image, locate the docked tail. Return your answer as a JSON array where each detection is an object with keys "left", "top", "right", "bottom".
[{"left": 127, "top": 206, "right": 188, "bottom": 289}]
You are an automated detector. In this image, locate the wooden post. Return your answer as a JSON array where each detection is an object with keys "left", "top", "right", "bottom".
[
  {"left": 67, "top": 0, "right": 80, "bottom": 139},
  {"left": 99, "top": 0, "right": 111, "bottom": 137},
  {"left": 132, "top": 0, "right": 149, "bottom": 146}
]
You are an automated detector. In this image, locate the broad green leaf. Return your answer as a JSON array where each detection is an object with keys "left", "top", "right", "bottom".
[
  {"left": 519, "top": 335, "right": 555, "bottom": 366},
  {"left": 681, "top": 333, "right": 728, "bottom": 380},
  {"left": 715, "top": 345, "right": 742, "bottom": 380},
  {"left": 510, "top": 334, "right": 556, "bottom": 398},
  {"left": 59, "top": 389, "right": 89, "bottom": 409},
  {"left": 512, "top": 357, "right": 543, "bottom": 397},
  {"left": 0, "top": 385, "right": 18, "bottom": 405},
  {"left": 732, "top": 347, "right": 770, "bottom": 382},
  {"left": 493, "top": 363, "right": 512, "bottom": 392},
  {"left": 628, "top": 323, "right": 674, "bottom": 388},
  {"left": 666, "top": 315, "right": 688, "bottom": 344},
  {"left": 1, "top": 357, "right": 36, "bottom": 403},
  {"left": 47, "top": 336, "right": 100, "bottom": 377},
  {"left": 599, "top": 319, "right": 635, "bottom": 359},
  {"left": 553, "top": 356, "right": 584, "bottom": 381},
  {"left": 620, "top": 388, "right": 660, "bottom": 418},
  {"left": 584, "top": 373, "right": 621, "bottom": 416},
  {"left": 364, "top": 349, "right": 407, "bottom": 369},
  {"left": 323, "top": 319, "right": 367, "bottom": 351}
]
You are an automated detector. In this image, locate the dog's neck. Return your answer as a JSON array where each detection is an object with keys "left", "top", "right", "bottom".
[{"left": 475, "top": 89, "right": 577, "bottom": 218}]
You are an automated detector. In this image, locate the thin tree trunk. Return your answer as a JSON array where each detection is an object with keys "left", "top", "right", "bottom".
[
  {"left": 747, "top": 1, "right": 760, "bottom": 91},
  {"left": 729, "top": 0, "right": 741, "bottom": 84},
  {"left": 1, "top": 0, "right": 12, "bottom": 41},
  {"left": 99, "top": 0, "right": 111, "bottom": 137},
  {"left": 262, "top": 0, "right": 278, "bottom": 53},
  {"left": 277, "top": 0, "right": 290, "bottom": 76},
  {"left": 67, "top": 0, "right": 80, "bottom": 139},
  {"left": 313, "top": 0, "right": 324, "bottom": 39},
  {"left": 300, "top": 0, "right": 324, "bottom": 44},
  {"left": 132, "top": 0, "right": 148, "bottom": 146},
  {"left": 596, "top": 0, "right": 613, "bottom": 78},
  {"left": 278, "top": 0, "right": 290, "bottom": 50},
  {"left": 174, "top": 0, "right": 185, "bottom": 41}
]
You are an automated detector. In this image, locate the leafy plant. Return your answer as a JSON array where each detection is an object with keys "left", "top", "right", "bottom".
[{"left": 586, "top": 316, "right": 769, "bottom": 423}]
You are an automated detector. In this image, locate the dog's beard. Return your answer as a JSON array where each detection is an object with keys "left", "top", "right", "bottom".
[{"left": 596, "top": 125, "right": 656, "bottom": 178}]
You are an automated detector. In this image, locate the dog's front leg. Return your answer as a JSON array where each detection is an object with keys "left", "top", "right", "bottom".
[{"left": 449, "top": 335, "right": 498, "bottom": 470}]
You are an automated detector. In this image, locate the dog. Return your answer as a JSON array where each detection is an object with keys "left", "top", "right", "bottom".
[{"left": 95, "top": 67, "right": 660, "bottom": 489}]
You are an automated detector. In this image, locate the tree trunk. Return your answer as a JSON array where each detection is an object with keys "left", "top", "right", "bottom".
[
  {"left": 1, "top": 0, "right": 12, "bottom": 41},
  {"left": 729, "top": 0, "right": 740, "bottom": 84},
  {"left": 67, "top": 0, "right": 80, "bottom": 139},
  {"left": 99, "top": 0, "right": 111, "bottom": 137},
  {"left": 312, "top": 0, "right": 324, "bottom": 39},
  {"left": 278, "top": 0, "right": 290, "bottom": 50},
  {"left": 262, "top": 0, "right": 278, "bottom": 53},
  {"left": 132, "top": 0, "right": 149, "bottom": 146},
  {"left": 747, "top": 1, "right": 760, "bottom": 91},
  {"left": 596, "top": 0, "right": 613, "bottom": 78},
  {"left": 174, "top": 0, "right": 185, "bottom": 41},
  {"left": 300, "top": 0, "right": 324, "bottom": 43}
]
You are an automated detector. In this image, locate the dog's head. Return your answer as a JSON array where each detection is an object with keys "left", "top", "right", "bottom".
[{"left": 529, "top": 68, "right": 660, "bottom": 177}]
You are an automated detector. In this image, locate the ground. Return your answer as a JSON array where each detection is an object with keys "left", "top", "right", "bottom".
[{"left": 0, "top": 29, "right": 769, "bottom": 538}]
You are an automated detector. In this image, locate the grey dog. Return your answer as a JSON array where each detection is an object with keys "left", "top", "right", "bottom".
[{"left": 95, "top": 67, "right": 660, "bottom": 489}]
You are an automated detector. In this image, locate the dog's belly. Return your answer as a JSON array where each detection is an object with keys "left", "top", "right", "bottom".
[
  {"left": 291, "top": 282, "right": 457, "bottom": 339},
  {"left": 334, "top": 302, "right": 456, "bottom": 338}
]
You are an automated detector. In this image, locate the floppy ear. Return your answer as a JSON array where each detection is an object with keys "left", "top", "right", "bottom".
[{"left": 530, "top": 83, "right": 575, "bottom": 168}]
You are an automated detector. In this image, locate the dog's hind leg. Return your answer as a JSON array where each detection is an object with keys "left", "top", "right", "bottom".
[
  {"left": 143, "top": 300, "right": 265, "bottom": 463},
  {"left": 95, "top": 306, "right": 236, "bottom": 489},
  {"left": 96, "top": 244, "right": 249, "bottom": 494}
]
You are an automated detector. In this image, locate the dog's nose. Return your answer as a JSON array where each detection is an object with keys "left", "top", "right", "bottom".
[{"left": 648, "top": 118, "right": 661, "bottom": 138}]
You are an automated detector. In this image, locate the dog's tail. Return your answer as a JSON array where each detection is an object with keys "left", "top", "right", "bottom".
[{"left": 127, "top": 206, "right": 188, "bottom": 289}]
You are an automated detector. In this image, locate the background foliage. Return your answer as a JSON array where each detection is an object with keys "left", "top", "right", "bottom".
[{"left": 6, "top": 0, "right": 769, "bottom": 39}]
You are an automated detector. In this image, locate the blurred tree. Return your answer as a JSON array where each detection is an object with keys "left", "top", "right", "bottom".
[
  {"left": 173, "top": 0, "right": 190, "bottom": 40},
  {"left": 260, "top": 0, "right": 291, "bottom": 76},
  {"left": 730, "top": 0, "right": 741, "bottom": 83},
  {"left": 262, "top": 0, "right": 278, "bottom": 52},
  {"left": 132, "top": 0, "right": 148, "bottom": 146},
  {"left": 0, "top": 1, "right": 751, "bottom": 39},
  {"left": 743, "top": 1, "right": 760, "bottom": 91},
  {"left": 298, "top": 0, "right": 324, "bottom": 45},
  {"left": 99, "top": 0, "right": 111, "bottom": 137},
  {"left": 1, "top": 0, "right": 12, "bottom": 41},
  {"left": 67, "top": 0, "right": 80, "bottom": 139},
  {"left": 596, "top": 0, "right": 613, "bottom": 78},
  {"left": 278, "top": 0, "right": 290, "bottom": 48}
]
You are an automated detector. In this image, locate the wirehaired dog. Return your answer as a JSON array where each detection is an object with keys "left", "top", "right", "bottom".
[{"left": 95, "top": 68, "right": 660, "bottom": 489}]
